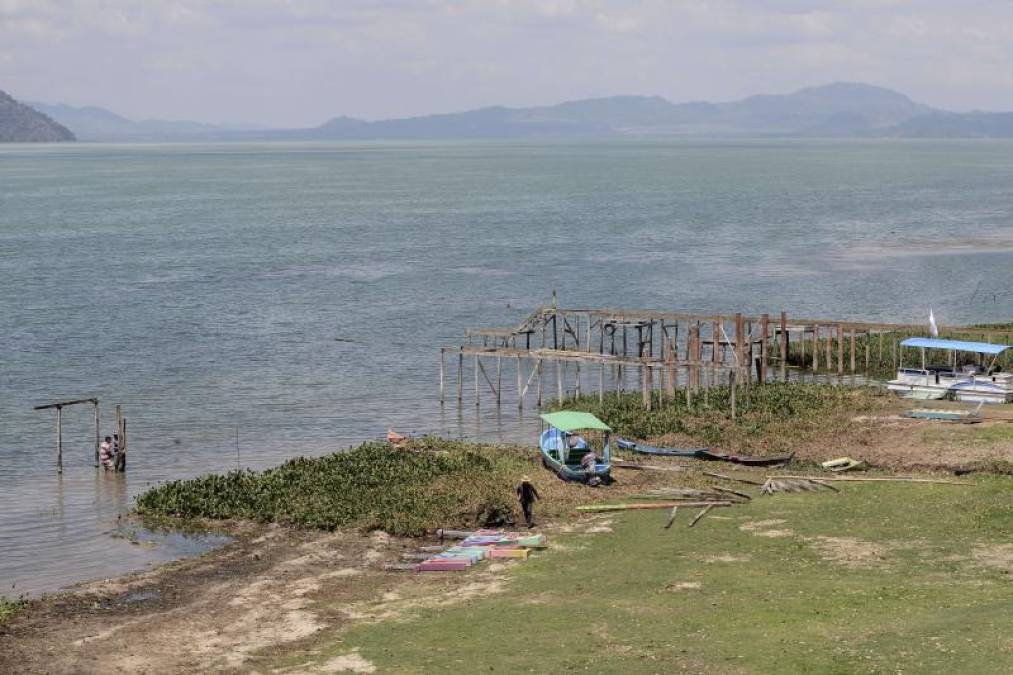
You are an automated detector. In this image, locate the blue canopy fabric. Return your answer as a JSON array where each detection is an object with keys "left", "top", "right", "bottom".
[{"left": 900, "top": 337, "right": 1008, "bottom": 355}]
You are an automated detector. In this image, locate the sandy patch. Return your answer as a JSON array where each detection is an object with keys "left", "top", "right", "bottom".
[
  {"left": 739, "top": 519, "right": 787, "bottom": 532},
  {"left": 583, "top": 517, "right": 615, "bottom": 533},
  {"left": 664, "top": 581, "right": 702, "bottom": 591},
  {"left": 971, "top": 544, "right": 1013, "bottom": 572},
  {"left": 810, "top": 536, "right": 890, "bottom": 567},
  {"left": 701, "top": 554, "right": 750, "bottom": 563},
  {"left": 318, "top": 650, "right": 377, "bottom": 673}
]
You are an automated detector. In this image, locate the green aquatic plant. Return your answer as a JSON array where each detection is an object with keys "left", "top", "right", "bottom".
[
  {"left": 546, "top": 383, "right": 891, "bottom": 453},
  {"left": 136, "top": 440, "right": 532, "bottom": 536},
  {"left": 0, "top": 596, "right": 27, "bottom": 625}
]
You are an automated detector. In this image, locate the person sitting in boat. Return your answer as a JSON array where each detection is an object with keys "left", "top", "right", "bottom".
[
  {"left": 580, "top": 450, "right": 601, "bottom": 486},
  {"left": 566, "top": 434, "right": 588, "bottom": 451}
]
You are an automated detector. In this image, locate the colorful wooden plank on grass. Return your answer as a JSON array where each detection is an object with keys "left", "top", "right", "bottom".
[
  {"left": 489, "top": 548, "right": 530, "bottom": 559},
  {"left": 415, "top": 555, "right": 470, "bottom": 567}
]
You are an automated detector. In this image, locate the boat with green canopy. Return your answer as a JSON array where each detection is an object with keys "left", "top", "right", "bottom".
[{"left": 538, "top": 411, "right": 613, "bottom": 484}]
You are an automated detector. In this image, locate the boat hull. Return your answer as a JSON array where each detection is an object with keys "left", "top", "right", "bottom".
[
  {"left": 616, "top": 438, "right": 706, "bottom": 458},
  {"left": 540, "top": 429, "right": 611, "bottom": 482}
]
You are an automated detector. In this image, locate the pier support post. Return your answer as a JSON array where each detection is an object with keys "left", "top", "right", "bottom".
[
  {"left": 837, "top": 323, "right": 845, "bottom": 376},
  {"left": 813, "top": 323, "right": 820, "bottom": 371},
  {"left": 496, "top": 356, "right": 502, "bottom": 405},
  {"left": 825, "top": 328, "right": 832, "bottom": 375},
  {"left": 779, "top": 311, "right": 788, "bottom": 382},
  {"left": 516, "top": 356, "right": 523, "bottom": 409},
  {"left": 849, "top": 329, "right": 856, "bottom": 374},
  {"left": 457, "top": 351, "right": 463, "bottom": 404},
  {"left": 729, "top": 370, "right": 737, "bottom": 421}
]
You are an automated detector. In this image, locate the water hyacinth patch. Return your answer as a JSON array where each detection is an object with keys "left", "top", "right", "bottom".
[{"left": 135, "top": 440, "right": 531, "bottom": 536}]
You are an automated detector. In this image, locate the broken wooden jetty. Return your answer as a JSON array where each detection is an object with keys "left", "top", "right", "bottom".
[{"left": 439, "top": 301, "right": 1012, "bottom": 410}]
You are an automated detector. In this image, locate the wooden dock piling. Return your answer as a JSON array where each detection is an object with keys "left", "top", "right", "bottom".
[{"left": 443, "top": 303, "right": 1012, "bottom": 414}]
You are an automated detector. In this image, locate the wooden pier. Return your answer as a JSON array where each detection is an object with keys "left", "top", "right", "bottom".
[{"left": 440, "top": 303, "right": 1012, "bottom": 410}]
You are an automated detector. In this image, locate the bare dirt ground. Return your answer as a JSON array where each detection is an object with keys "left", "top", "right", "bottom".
[
  {"left": 0, "top": 523, "right": 400, "bottom": 673},
  {"left": 0, "top": 510, "right": 624, "bottom": 673}
]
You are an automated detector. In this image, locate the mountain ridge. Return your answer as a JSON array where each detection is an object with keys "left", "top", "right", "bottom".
[
  {"left": 31, "top": 82, "right": 1013, "bottom": 141},
  {"left": 0, "top": 90, "right": 75, "bottom": 142}
]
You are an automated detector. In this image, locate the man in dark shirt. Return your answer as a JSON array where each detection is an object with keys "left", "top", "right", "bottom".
[{"left": 516, "top": 475, "right": 540, "bottom": 528}]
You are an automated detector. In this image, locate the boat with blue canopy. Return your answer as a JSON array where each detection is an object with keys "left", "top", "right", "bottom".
[
  {"left": 538, "top": 411, "right": 612, "bottom": 484},
  {"left": 887, "top": 337, "right": 1013, "bottom": 404}
]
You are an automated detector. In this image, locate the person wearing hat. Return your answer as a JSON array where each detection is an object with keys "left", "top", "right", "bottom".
[{"left": 515, "top": 475, "right": 540, "bottom": 528}]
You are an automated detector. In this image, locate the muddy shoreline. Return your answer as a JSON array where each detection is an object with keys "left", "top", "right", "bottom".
[{"left": 0, "top": 520, "right": 446, "bottom": 673}]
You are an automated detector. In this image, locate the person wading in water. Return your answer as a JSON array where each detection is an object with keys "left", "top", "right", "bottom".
[{"left": 516, "top": 475, "right": 540, "bottom": 528}]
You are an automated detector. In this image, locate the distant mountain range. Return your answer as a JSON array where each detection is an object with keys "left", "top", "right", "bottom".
[
  {"left": 26, "top": 101, "right": 259, "bottom": 142},
  {"left": 18, "top": 82, "right": 1013, "bottom": 142},
  {"left": 0, "top": 90, "right": 74, "bottom": 142}
]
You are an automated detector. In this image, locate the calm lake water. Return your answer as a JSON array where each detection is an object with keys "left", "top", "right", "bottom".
[{"left": 2, "top": 139, "right": 1012, "bottom": 594}]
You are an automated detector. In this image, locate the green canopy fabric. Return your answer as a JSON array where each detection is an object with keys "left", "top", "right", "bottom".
[{"left": 539, "top": 411, "right": 611, "bottom": 432}]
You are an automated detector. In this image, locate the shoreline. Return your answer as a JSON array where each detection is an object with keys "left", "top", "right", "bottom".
[{"left": 5, "top": 390, "right": 1013, "bottom": 671}]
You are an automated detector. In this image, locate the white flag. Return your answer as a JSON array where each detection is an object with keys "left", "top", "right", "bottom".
[{"left": 929, "top": 309, "right": 939, "bottom": 337}]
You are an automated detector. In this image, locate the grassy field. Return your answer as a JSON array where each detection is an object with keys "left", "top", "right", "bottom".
[{"left": 321, "top": 477, "right": 1013, "bottom": 673}]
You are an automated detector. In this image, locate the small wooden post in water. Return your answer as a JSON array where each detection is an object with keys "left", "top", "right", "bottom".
[
  {"left": 56, "top": 405, "right": 63, "bottom": 474},
  {"left": 93, "top": 400, "right": 100, "bottom": 468},
  {"left": 439, "top": 349, "right": 445, "bottom": 404}
]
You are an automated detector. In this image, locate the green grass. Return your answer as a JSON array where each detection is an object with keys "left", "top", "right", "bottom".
[
  {"left": 923, "top": 423, "right": 1013, "bottom": 449},
  {"left": 547, "top": 384, "right": 892, "bottom": 454},
  {"left": 323, "top": 477, "right": 1013, "bottom": 673},
  {"left": 0, "top": 596, "right": 26, "bottom": 626}
]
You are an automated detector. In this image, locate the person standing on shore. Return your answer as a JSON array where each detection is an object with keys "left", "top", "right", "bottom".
[{"left": 516, "top": 475, "right": 540, "bottom": 528}]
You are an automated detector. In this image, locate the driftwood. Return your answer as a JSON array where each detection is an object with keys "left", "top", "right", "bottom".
[
  {"left": 577, "top": 501, "right": 731, "bottom": 512},
  {"left": 710, "top": 486, "right": 752, "bottom": 501},
  {"left": 689, "top": 504, "right": 716, "bottom": 528},
  {"left": 663, "top": 506, "right": 679, "bottom": 529},
  {"left": 768, "top": 475, "right": 973, "bottom": 486},
  {"left": 703, "top": 471, "right": 765, "bottom": 486},
  {"left": 760, "top": 477, "right": 839, "bottom": 495}
]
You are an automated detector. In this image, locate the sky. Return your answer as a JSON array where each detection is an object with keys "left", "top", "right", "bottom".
[{"left": 3, "top": 0, "right": 1013, "bottom": 127}]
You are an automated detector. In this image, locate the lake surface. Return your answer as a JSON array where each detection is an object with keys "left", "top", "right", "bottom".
[{"left": 2, "top": 139, "right": 1012, "bottom": 594}]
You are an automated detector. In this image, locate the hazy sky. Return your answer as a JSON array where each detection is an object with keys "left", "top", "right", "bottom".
[{"left": 3, "top": 1, "right": 1013, "bottom": 127}]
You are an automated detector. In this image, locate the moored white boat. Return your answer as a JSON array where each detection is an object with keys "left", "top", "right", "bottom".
[{"left": 886, "top": 338, "right": 1013, "bottom": 404}]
